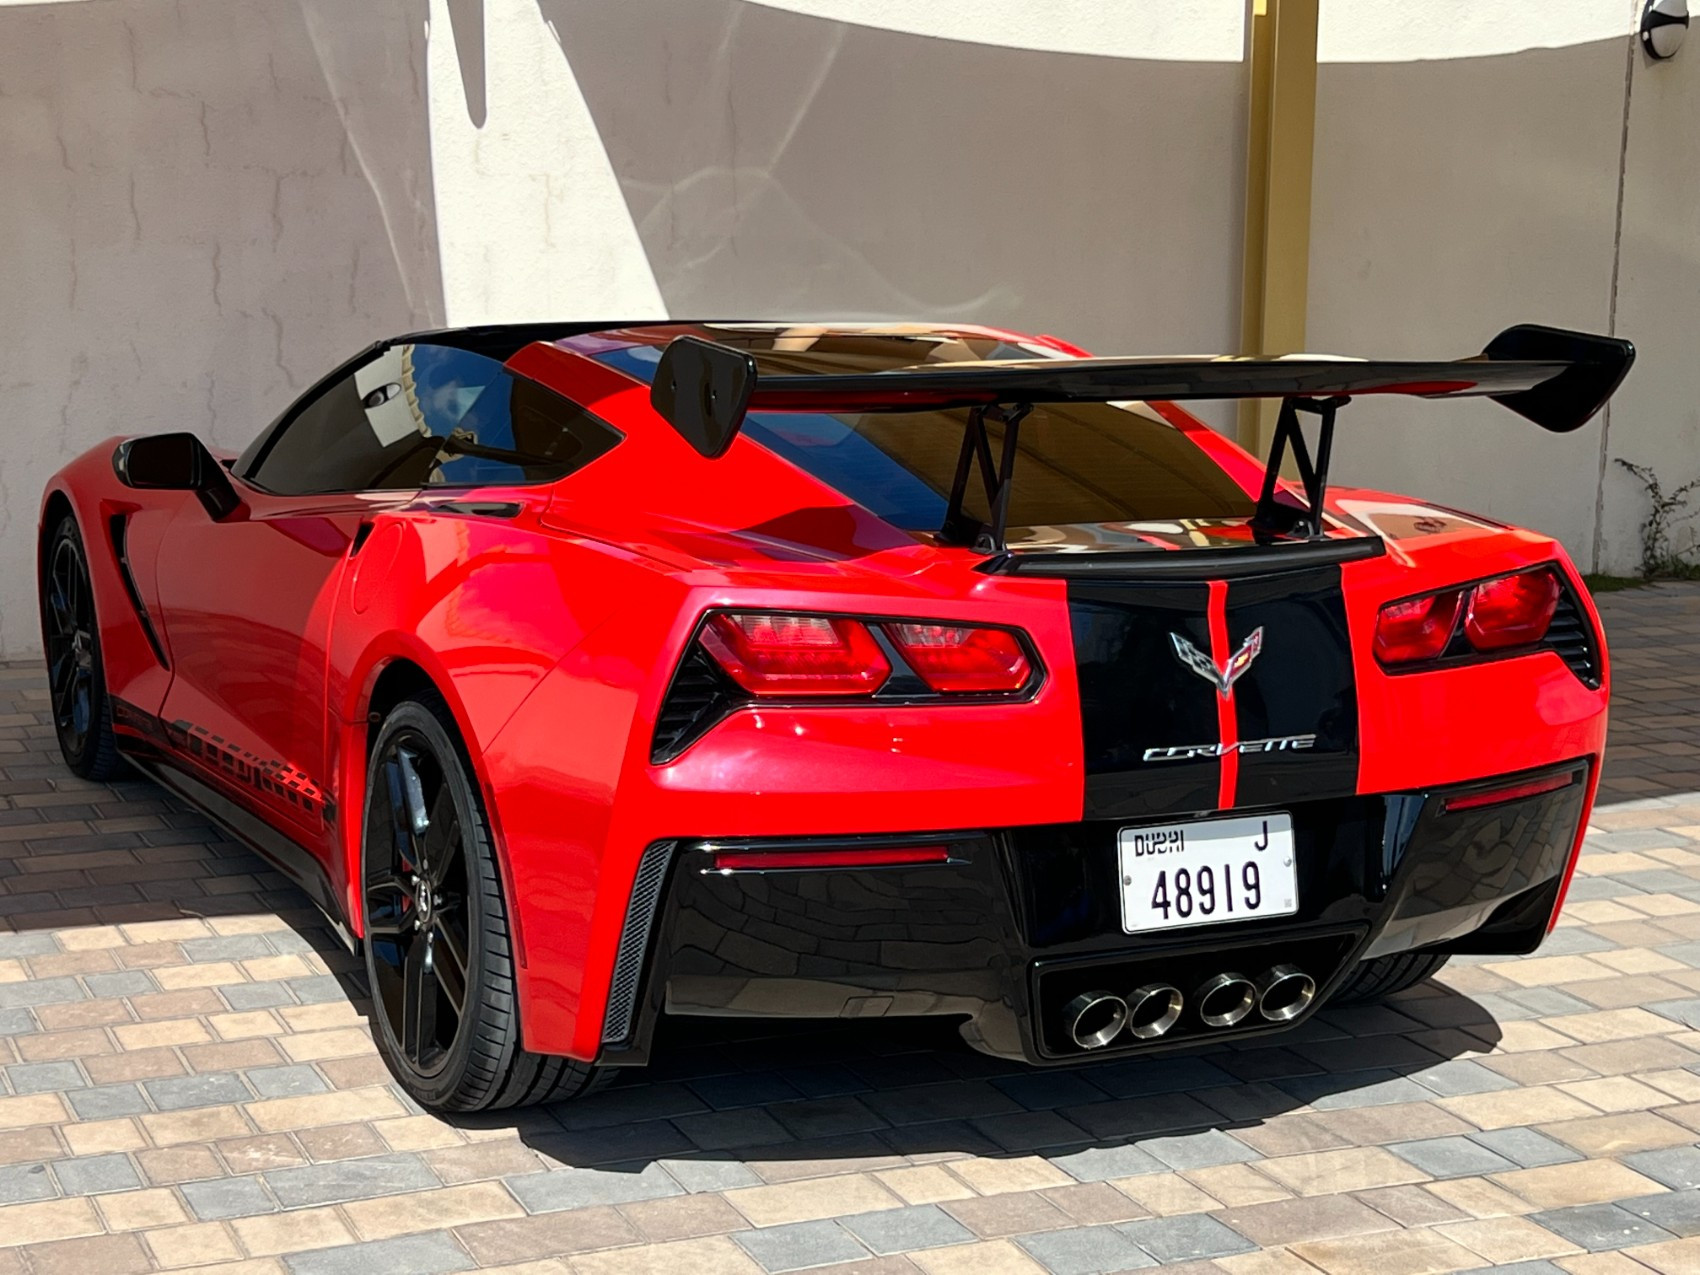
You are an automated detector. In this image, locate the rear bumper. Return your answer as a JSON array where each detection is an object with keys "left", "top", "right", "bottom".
[{"left": 601, "top": 759, "right": 1590, "bottom": 1067}]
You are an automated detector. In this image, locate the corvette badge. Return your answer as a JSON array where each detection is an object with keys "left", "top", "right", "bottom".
[{"left": 1170, "top": 626, "right": 1264, "bottom": 697}]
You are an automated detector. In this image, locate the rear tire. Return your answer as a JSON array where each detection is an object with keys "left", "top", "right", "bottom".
[
  {"left": 361, "top": 692, "right": 611, "bottom": 1110},
  {"left": 1331, "top": 952, "right": 1450, "bottom": 1006},
  {"left": 39, "top": 515, "right": 122, "bottom": 781}
]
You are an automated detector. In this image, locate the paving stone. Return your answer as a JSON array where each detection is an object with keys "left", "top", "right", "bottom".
[
  {"left": 1015, "top": 1224, "right": 1157, "bottom": 1273},
  {"left": 1624, "top": 1146, "right": 1700, "bottom": 1190},
  {"left": 1469, "top": 1127, "right": 1586, "bottom": 1169},
  {"left": 283, "top": 1231, "right": 475, "bottom": 1275},
  {"left": 1530, "top": 1202, "right": 1678, "bottom": 1251},
  {"left": 81, "top": 971, "right": 155, "bottom": 997},
  {"left": 1457, "top": 1263, "right": 1568, "bottom": 1275},
  {"left": 658, "top": 1157, "right": 764, "bottom": 1193},
  {"left": 1649, "top": 997, "right": 1700, "bottom": 1028},
  {"left": 1118, "top": 1213, "right": 1256, "bottom": 1261},
  {"left": 1046, "top": 1142, "right": 1167, "bottom": 1182},
  {"left": 1136, "top": 1128, "right": 1261, "bottom": 1170},
  {"left": 221, "top": 981, "right": 298, "bottom": 1010},
  {"left": 51, "top": 1152, "right": 142, "bottom": 1194},
  {"left": 246, "top": 1064, "right": 332, "bottom": 1098},
  {"left": 1619, "top": 1189, "right": 1700, "bottom": 1240},
  {"left": 0, "top": 976, "right": 85, "bottom": 1008},
  {"left": 1408, "top": 1059, "right": 1521, "bottom": 1097},
  {"left": 840, "top": 1205, "right": 974, "bottom": 1254},
  {"left": 181, "top": 1174, "right": 280, "bottom": 1220},
  {"left": 143, "top": 1073, "right": 252, "bottom": 1110},
  {"left": 64, "top": 1083, "right": 149, "bottom": 1119},
  {"left": 6, "top": 1061, "right": 85, "bottom": 1094},
  {"left": 1387, "top": 1136, "right": 1519, "bottom": 1179},
  {"left": 1277, "top": 1069, "right": 1434, "bottom": 1109},
  {"left": 0, "top": 1161, "right": 57, "bottom": 1204},
  {"left": 505, "top": 1161, "right": 684, "bottom": 1212},
  {"left": 733, "top": 1220, "right": 870, "bottom": 1272},
  {"left": 264, "top": 1153, "right": 440, "bottom": 1207}
]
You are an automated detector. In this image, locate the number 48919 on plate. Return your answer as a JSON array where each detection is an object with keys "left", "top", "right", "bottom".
[{"left": 1118, "top": 813, "right": 1298, "bottom": 934}]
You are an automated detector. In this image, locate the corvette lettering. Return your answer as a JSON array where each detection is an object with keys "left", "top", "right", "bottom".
[{"left": 1143, "top": 734, "right": 1318, "bottom": 763}]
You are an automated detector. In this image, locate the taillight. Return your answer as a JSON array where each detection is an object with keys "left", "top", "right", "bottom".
[
  {"left": 1465, "top": 570, "right": 1561, "bottom": 650},
  {"left": 885, "top": 623, "right": 1032, "bottom": 693},
  {"left": 695, "top": 612, "right": 1036, "bottom": 699},
  {"left": 1375, "top": 568, "right": 1564, "bottom": 668},
  {"left": 699, "top": 613, "right": 890, "bottom": 696},
  {"left": 1374, "top": 590, "right": 1463, "bottom": 665},
  {"left": 712, "top": 845, "right": 952, "bottom": 872}
]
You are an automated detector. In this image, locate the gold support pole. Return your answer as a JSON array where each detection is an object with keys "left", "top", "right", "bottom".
[{"left": 1238, "top": 0, "right": 1321, "bottom": 458}]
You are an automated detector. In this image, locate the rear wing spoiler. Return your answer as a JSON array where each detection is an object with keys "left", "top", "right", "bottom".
[{"left": 649, "top": 323, "right": 1634, "bottom": 550}]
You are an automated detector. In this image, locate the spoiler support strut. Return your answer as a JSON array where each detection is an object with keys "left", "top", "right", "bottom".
[{"left": 1252, "top": 396, "right": 1347, "bottom": 542}]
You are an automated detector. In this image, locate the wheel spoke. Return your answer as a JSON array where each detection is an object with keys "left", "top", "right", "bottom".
[
  {"left": 395, "top": 747, "right": 431, "bottom": 872},
  {"left": 432, "top": 915, "right": 469, "bottom": 1013},
  {"left": 424, "top": 803, "right": 462, "bottom": 889},
  {"left": 55, "top": 663, "right": 79, "bottom": 724},
  {"left": 401, "top": 928, "right": 439, "bottom": 1062},
  {"left": 365, "top": 873, "right": 413, "bottom": 939}
]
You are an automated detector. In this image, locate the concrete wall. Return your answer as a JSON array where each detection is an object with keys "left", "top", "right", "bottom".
[
  {"left": 1310, "top": 0, "right": 1700, "bottom": 573},
  {"left": 0, "top": 0, "right": 1249, "bottom": 658}
]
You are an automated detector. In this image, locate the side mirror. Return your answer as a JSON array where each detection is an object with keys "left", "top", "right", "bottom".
[{"left": 113, "top": 433, "right": 240, "bottom": 518}]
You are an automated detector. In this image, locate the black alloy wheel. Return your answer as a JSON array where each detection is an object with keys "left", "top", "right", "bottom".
[
  {"left": 361, "top": 693, "right": 608, "bottom": 1110},
  {"left": 40, "top": 516, "right": 121, "bottom": 779},
  {"left": 365, "top": 727, "right": 473, "bottom": 1076}
]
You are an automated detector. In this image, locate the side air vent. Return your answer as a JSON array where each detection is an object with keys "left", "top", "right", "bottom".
[
  {"left": 1546, "top": 585, "right": 1600, "bottom": 688},
  {"left": 651, "top": 644, "right": 742, "bottom": 763},
  {"left": 108, "top": 516, "right": 168, "bottom": 669}
]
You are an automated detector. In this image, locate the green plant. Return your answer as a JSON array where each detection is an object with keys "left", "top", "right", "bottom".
[{"left": 1616, "top": 458, "right": 1700, "bottom": 580}]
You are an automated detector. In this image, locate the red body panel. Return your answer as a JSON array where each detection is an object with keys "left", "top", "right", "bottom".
[{"left": 38, "top": 324, "right": 1609, "bottom": 1064}]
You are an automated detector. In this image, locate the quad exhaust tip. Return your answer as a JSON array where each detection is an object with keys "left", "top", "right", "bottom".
[
  {"left": 1062, "top": 990, "right": 1129, "bottom": 1050},
  {"left": 1125, "top": 983, "right": 1184, "bottom": 1040},
  {"left": 1255, "top": 964, "right": 1317, "bottom": 1022},
  {"left": 1194, "top": 971, "right": 1257, "bottom": 1028}
]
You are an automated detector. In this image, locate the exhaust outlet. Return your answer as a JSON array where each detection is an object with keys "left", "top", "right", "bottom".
[
  {"left": 1124, "top": 984, "right": 1184, "bottom": 1039},
  {"left": 1194, "top": 972, "right": 1257, "bottom": 1028},
  {"left": 1062, "top": 990, "right": 1129, "bottom": 1050},
  {"left": 1255, "top": 964, "right": 1316, "bottom": 1022}
]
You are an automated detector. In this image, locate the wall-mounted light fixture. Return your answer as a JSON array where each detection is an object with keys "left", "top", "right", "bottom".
[{"left": 1641, "top": 0, "right": 1689, "bottom": 59}]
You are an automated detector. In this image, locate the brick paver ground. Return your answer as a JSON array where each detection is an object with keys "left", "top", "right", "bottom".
[{"left": 0, "top": 582, "right": 1696, "bottom": 1275}]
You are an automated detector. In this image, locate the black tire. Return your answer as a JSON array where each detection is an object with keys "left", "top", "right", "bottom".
[
  {"left": 361, "top": 692, "right": 610, "bottom": 1111},
  {"left": 39, "top": 515, "right": 123, "bottom": 781},
  {"left": 1331, "top": 951, "right": 1450, "bottom": 1006}
]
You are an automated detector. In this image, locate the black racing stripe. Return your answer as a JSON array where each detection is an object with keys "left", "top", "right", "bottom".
[
  {"left": 1227, "top": 565, "right": 1359, "bottom": 807},
  {"left": 1070, "top": 582, "right": 1220, "bottom": 819}
]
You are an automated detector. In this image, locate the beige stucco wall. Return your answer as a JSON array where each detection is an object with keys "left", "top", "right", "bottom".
[
  {"left": 3, "top": 0, "right": 1695, "bottom": 662},
  {"left": 1310, "top": 0, "right": 1699, "bottom": 574},
  {"left": 0, "top": 0, "right": 1249, "bottom": 659}
]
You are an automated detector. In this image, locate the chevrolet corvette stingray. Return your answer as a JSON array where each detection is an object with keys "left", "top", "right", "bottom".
[{"left": 38, "top": 319, "right": 1632, "bottom": 1110}]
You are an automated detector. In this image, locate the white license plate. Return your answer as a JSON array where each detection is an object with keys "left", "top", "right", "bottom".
[{"left": 1118, "top": 813, "right": 1297, "bottom": 934}]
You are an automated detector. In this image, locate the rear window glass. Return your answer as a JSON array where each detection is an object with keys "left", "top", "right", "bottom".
[
  {"left": 742, "top": 404, "right": 1253, "bottom": 532},
  {"left": 568, "top": 326, "right": 1252, "bottom": 533}
]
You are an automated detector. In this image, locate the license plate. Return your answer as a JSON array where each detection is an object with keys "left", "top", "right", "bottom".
[{"left": 1118, "top": 813, "right": 1297, "bottom": 934}]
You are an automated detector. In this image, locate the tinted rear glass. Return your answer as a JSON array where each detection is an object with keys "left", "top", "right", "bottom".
[{"left": 570, "top": 326, "right": 1252, "bottom": 532}]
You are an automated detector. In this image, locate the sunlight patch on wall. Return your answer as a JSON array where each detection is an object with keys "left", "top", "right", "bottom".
[
  {"left": 739, "top": 0, "right": 1247, "bottom": 61},
  {"left": 1320, "top": 0, "right": 1632, "bottom": 63}
]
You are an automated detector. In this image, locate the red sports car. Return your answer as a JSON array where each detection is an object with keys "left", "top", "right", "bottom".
[{"left": 38, "top": 319, "right": 1632, "bottom": 1111}]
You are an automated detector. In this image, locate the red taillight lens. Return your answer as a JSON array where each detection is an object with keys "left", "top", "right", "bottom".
[
  {"left": 1464, "top": 570, "right": 1561, "bottom": 651},
  {"left": 700, "top": 612, "right": 890, "bottom": 696},
  {"left": 712, "top": 845, "right": 952, "bottom": 872},
  {"left": 1443, "top": 770, "right": 1575, "bottom": 814},
  {"left": 1374, "top": 590, "right": 1463, "bottom": 665},
  {"left": 884, "top": 623, "right": 1033, "bottom": 693}
]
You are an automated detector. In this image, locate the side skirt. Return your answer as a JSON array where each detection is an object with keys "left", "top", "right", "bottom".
[{"left": 116, "top": 726, "right": 356, "bottom": 954}]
